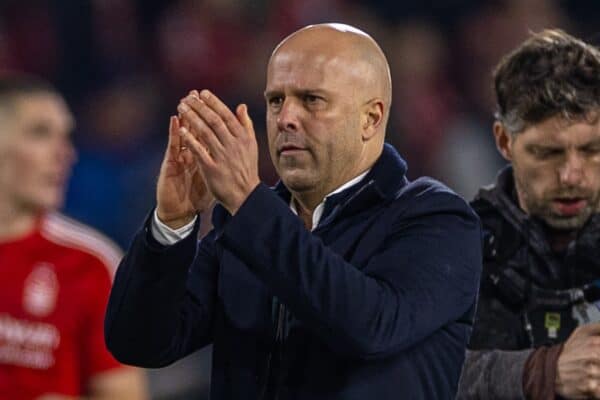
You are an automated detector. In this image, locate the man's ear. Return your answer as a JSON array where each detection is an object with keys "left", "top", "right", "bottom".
[
  {"left": 493, "top": 121, "right": 514, "bottom": 162},
  {"left": 361, "top": 99, "right": 384, "bottom": 141}
]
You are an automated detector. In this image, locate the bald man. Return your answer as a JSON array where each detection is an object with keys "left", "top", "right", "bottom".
[{"left": 105, "top": 24, "right": 482, "bottom": 399}]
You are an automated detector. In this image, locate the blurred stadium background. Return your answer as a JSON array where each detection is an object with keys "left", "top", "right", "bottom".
[{"left": 1, "top": 0, "right": 598, "bottom": 398}]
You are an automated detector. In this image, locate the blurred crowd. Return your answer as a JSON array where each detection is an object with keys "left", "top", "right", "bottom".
[{"left": 1, "top": 0, "right": 598, "bottom": 399}]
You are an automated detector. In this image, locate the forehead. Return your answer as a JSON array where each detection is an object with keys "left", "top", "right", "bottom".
[
  {"left": 267, "top": 51, "right": 326, "bottom": 88},
  {"left": 518, "top": 116, "right": 600, "bottom": 147},
  {"left": 11, "top": 92, "right": 74, "bottom": 131},
  {"left": 266, "top": 48, "right": 366, "bottom": 93}
]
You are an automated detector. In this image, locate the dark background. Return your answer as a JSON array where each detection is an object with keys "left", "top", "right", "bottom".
[{"left": 1, "top": 1, "right": 598, "bottom": 398}]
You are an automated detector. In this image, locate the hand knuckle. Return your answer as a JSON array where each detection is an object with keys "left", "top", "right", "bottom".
[
  {"left": 224, "top": 114, "right": 235, "bottom": 125},
  {"left": 189, "top": 121, "right": 201, "bottom": 133},
  {"left": 206, "top": 113, "right": 219, "bottom": 126},
  {"left": 216, "top": 119, "right": 228, "bottom": 132}
]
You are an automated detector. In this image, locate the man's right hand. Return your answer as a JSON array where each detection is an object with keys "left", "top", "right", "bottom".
[
  {"left": 156, "top": 115, "right": 214, "bottom": 229},
  {"left": 556, "top": 323, "right": 600, "bottom": 399}
]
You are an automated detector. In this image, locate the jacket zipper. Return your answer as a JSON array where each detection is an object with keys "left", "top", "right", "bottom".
[
  {"left": 261, "top": 299, "right": 286, "bottom": 400},
  {"left": 273, "top": 301, "right": 286, "bottom": 400}
]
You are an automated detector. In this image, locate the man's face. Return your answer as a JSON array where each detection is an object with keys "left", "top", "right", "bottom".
[
  {"left": 0, "top": 93, "right": 76, "bottom": 213},
  {"left": 264, "top": 48, "right": 366, "bottom": 196},
  {"left": 502, "top": 115, "right": 600, "bottom": 230}
]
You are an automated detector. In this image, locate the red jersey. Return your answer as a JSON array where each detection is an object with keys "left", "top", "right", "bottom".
[{"left": 0, "top": 213, "right": 123, "bottom": 399}]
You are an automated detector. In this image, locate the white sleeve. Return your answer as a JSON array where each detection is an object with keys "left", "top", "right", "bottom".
[{"left": 151, "top": 209, "right": 197, "bottom": 245}]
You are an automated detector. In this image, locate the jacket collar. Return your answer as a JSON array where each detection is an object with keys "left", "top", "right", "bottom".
[
  {"left": 274, "top": 143, "right": 408, "bottom": 201},
  {"left": 273, "top": 143, "right": 408, "bottom": 227},
  {"left": 213, "top": 143, "right": 409, "bottom": 230},
  {"left": 475, "top": 165, "right": 529, "bottom": 229}
]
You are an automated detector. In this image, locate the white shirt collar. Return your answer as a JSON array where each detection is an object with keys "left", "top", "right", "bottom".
[{"left": 290, "top": 170, "right": 370, "bottom": 231}]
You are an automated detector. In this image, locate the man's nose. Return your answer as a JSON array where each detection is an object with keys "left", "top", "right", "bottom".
[
  {"left": 558, "top": 153, "right": 584, "bottom": 186},
  {"left": 276, "top": 99, "right": 301, "bottom": 132}
]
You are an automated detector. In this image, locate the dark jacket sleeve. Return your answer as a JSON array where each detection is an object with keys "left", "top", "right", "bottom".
[
  {"left": 218, "top": 183, "right": 482, "bottom": 359},
  {"left": 104, "top": 213, "right": 219, "bottom": 367},
  {"left": 458, "top": 294, "right": 565, "bottom": 399}
]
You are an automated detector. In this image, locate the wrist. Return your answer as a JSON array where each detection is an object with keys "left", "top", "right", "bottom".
[
  {"left": 224, "top": 180, "right": 261, "bottom": 216},
  {"left": 156, "top": 209, "right": 197, "bottom": 229}
]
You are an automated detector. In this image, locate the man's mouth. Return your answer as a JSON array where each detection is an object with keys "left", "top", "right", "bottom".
[
  {"left": 278, "top": 144, "right": 306, "bottom": 156},
  {"left": 552, "top": 198, "right": 588, "bottom": 216}
]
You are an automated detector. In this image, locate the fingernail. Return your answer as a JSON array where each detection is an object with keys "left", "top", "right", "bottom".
[
  {"left": 200, "top": 90, "right": 210, "bottom": 99},
  {"left": 186, "top": 95, "right": 202, "bottom": 105},
  {"left": 178, "top": 103, "right": 189, "bottom": 113}
]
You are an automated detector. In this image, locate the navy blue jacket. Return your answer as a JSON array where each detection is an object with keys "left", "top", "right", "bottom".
[{"left": 105, "top": 144, "right": 482, "bottom": 399}]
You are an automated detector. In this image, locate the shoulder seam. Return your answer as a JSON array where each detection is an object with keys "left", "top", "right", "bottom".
[{"left": 40, "top": 213, "right": 123, "bottom": 279}]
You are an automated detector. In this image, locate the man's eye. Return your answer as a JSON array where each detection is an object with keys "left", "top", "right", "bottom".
[
  {"left": 304, "top": 94, "right": 320, "bottom": 104},
  {"left": 582, "top": 146, "right": 600, "bottom": 155},
  {"left": 268, "top": 97, "right": 283, "bottom": 107},
  {"left": 27, "top": 126, "right": 51, "bottom": 139},
  {"left": 530, "top": 148, "right": 561, "bottom": 159}
]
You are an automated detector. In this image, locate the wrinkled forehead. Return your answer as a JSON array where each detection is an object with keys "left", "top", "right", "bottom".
[
  {"left": 518, "top": 115, "right": 600, "bottom": 147},
  {"left": 266, "top": 47, "right": 369, "bottom": 92},
  {"left": 267, "top": 50, "right": 325, "bottom": 88}
]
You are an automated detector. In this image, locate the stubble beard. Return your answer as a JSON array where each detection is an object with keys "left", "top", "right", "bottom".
[{"left": 515, "top": 174, "right": 599, "bottom": 230}]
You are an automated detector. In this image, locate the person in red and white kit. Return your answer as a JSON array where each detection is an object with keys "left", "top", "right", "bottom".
[{"left": 0, "top": 75, "right": 147, "bottom": 399}]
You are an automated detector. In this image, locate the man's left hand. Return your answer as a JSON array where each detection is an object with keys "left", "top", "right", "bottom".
[{"left": 177, "top": 90, "right": 260, "bottom": 215}]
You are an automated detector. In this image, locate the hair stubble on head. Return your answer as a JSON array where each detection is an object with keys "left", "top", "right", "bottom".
[
  {"left": 0, "top": 74, "right": 60, "bottom": 141},
  {"left": 269, "top": 23, "right": 393, "bottom": 133}
]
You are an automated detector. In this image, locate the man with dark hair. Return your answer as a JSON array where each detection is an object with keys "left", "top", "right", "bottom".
[
  {"left": 105, "top": 23, "right": 482, "bottom": 399},
  {"left": 458, "top": 30, "right": 600, "bottom": 399},
  {"left": 0, "top": 74, "right": 147, "bottom": 399}
]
